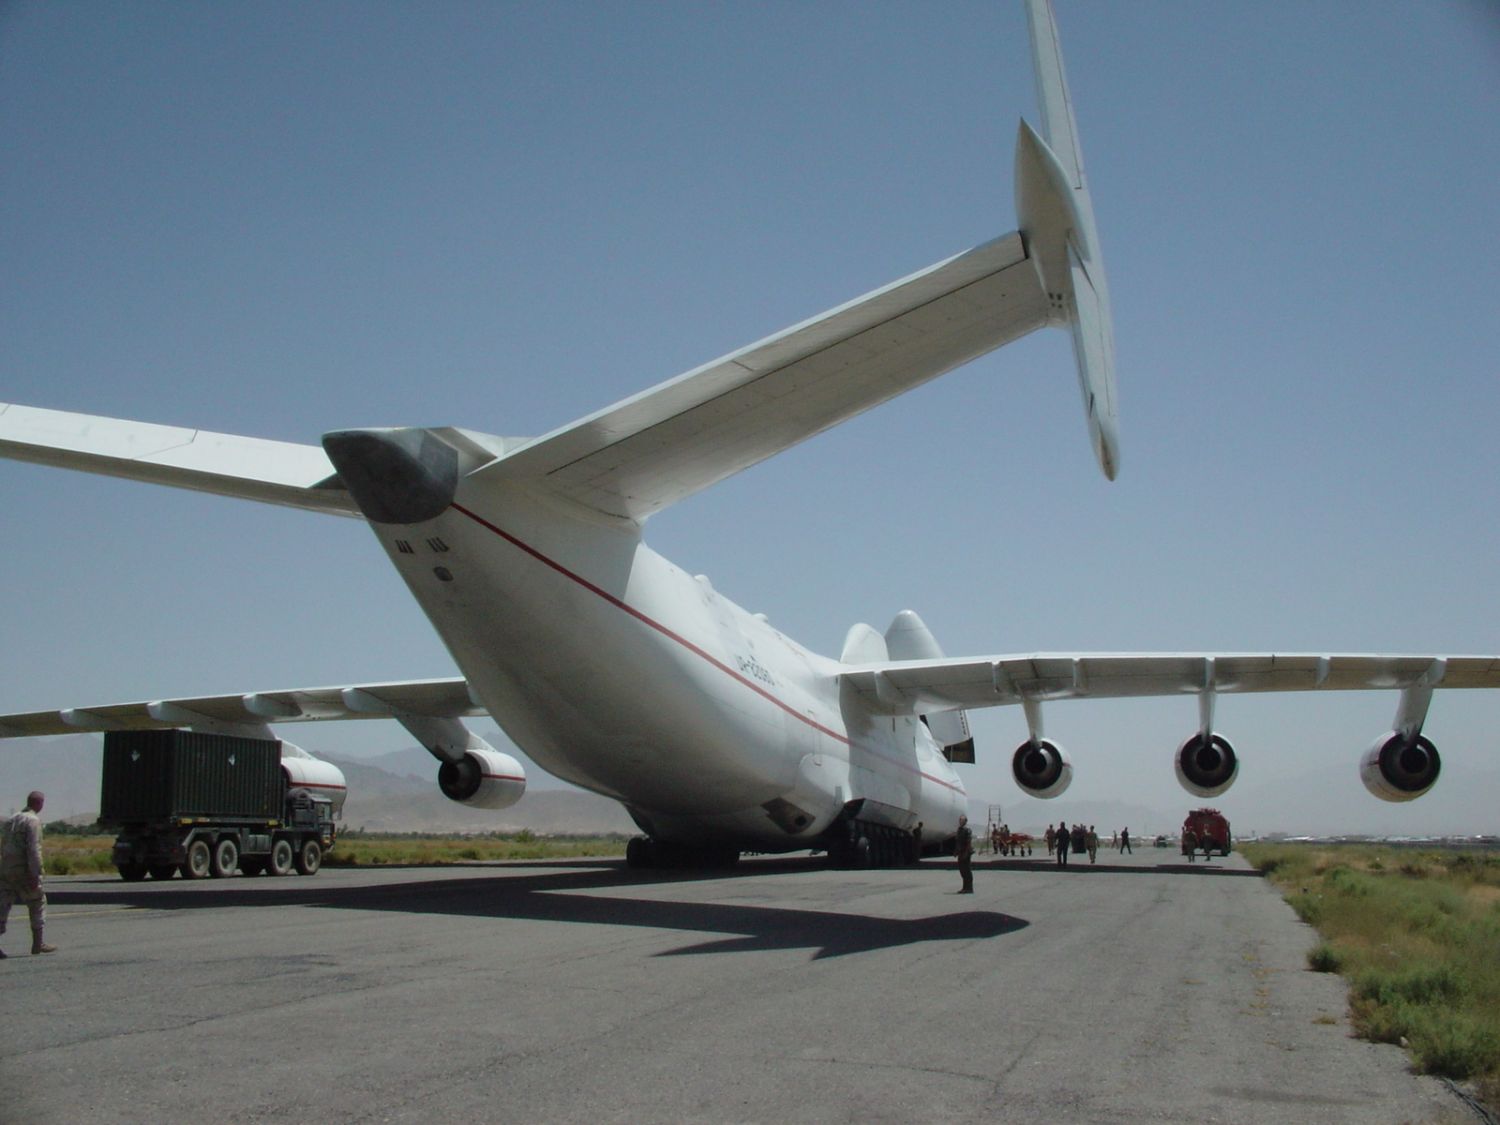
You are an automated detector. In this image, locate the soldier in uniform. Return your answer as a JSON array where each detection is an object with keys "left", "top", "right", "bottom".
[
  {"left": 955, "top": 815, "right": 974, "bottom": 893},
  {"left": 1, "top": 791, "right": 57, "bottom": 957}
]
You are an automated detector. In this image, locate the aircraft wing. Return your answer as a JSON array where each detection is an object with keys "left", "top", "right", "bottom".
[
  {"left": 0, "top": 677, "right": 481, "bottom": 739},
  {"left": 0, "top": 402, "right": 360, "bottom": 517},
  {"left": 475, "top": 233, "right": 1052, "bottom": 521},
  {"left": 841, "top": 652, "right": 1500, "bottom": 715}
]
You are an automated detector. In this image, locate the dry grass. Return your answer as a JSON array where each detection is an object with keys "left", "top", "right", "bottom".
[
  {"left": 42, "top": 830, "right": 628, "bottom": 874},
  {"left": 1243, "top": 842, "right": 1500, "bottom": 1097}
]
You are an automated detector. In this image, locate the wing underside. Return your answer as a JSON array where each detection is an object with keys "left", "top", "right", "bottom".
[
  {"left": 0, "top": 678, "right": 481, "bottom": 739},
  {"left": 842, "top": 653, "right": 1500, "bottom": 715}
]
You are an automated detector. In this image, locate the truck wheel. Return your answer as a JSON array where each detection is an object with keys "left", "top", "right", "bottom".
[
  {"left": 269, "top": 838, "right": 295, "bottom": 876},
  {"left": 210, "top": 837, "right": 240, "bottom": 878},
  {"left": 239, "top": 856, "right": 267, "bottom": 877},
  {"left": 148, "top": 864, "right": 177, "bottom": 880},
  {"left": 294, "top": 840, "right": 322, "bottom": 876},
  {"left": 183, "top": 839, "right": 213, "bottom": 879},
  {"left": 117, "top": 862, "right": 148, "bottom": 882}
]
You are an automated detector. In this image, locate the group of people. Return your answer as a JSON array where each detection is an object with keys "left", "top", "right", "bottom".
[
  {"left": 954, "top": 816, "right": 1144, "bottom": 891},
  {"left": 1043, "top": 822, "right": 1101, "bottom": 865},
  {"left": 1, "top": 790, "right": 57, "bottom": 958}
]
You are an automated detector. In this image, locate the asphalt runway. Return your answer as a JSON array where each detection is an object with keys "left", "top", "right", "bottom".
[{"left": 0, "top": 847, "right": 1466, "bottom": 1124}]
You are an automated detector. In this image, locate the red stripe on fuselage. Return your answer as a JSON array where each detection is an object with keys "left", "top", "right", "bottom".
[{"left": 449, "top": 502, "right": 961, "bottom": 795}]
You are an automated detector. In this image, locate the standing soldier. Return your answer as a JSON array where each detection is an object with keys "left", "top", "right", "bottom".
[
  {"left": 1044, "top": 824, "right": 1056, "bottom": 856},
  {"left": 1055, "top": 821, "right": 1070, "bottom": 867},
  {"left": 1, "top": 791, "right": 57, "bottom": 957},
  {"left": 955, "top": 815, "right": 974, "bottom": 894},
  {"left": 1086, "top": 824, "right": 1099, "bottom": 864}
]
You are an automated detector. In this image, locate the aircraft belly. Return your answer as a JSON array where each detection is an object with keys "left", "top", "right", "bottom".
[{"left": 370, "top": 491, "right": 816, "bottom": 820}]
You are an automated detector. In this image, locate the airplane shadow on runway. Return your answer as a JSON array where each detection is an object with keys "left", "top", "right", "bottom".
[
  {"left": 976, "top": 858, "right": 1263, "bottom": 878},
  {"left": 47, "top": 861, "right": 1029, "bottom": 960}
]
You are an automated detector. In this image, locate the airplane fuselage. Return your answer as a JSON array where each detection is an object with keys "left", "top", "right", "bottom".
[{"left": 368, "top": 474, "right": 966, "bottom": 852}]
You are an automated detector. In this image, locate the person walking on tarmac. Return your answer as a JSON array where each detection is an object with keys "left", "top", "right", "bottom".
[
  {"left": 1, "top": 791, "right": 57, "bottom": 957},
  {"left": 1119, "top": 826, "right": 1133, "bottom": 855},
  {"left": 1055, "top": 821, "right": 1070, "bottom": 867},
  {"left": 955, "top": 815, "right": 974, "bottom": 893},
  {"left": 1086, "top": 824, "right": 1099, "bottom": 864},
  {"left": 1044, "top": 825, "right": 1055, "bottom": 855}
]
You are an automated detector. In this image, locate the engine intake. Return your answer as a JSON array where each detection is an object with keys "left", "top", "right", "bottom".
[
  {"left": 1175, "top": 732, "right": 1238, "bottom": 798},
  {"left": 1012, "top": 738, "right": 1073, "bottom": 798},
  {"left": 1360, "top": 732, "right": 1440, "bottom": 802},
  {"left": 438, "top": 749, "right": 527, "bottom": 810}
]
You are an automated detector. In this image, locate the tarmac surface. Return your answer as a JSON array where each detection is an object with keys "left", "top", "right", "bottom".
[{"left": 0, "top": 847, "right": 1472, "bottom": 1124}]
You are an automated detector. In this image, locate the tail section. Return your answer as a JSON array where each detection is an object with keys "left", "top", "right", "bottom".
[{"left": 1016, "top": 0, "right": 1119, "bottom": 480}]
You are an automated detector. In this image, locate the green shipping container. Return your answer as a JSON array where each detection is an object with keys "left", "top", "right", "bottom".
[{"left": 101, "top": 731, "right": 283, "bottom": 822}]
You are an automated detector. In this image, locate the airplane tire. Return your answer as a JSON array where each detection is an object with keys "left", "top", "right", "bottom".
[
  {"left": 148, "top": 864, "right": 177, "bottom": 880},
  {"left": 117, "top": 862, "right": 147, "bottom": 882}
]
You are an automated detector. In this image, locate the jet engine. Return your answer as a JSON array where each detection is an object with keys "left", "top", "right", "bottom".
[
  {"left": 1360, "top": 731, "right": 1441, "bottom": 802},
  {"left": 1174, "top": 732, "right": 1238, "bottom": 798},
  {"left": 438, "top": 748, "right": 527, "bottom": 810},
  {"left": 1012, "top": 739, "right": 1072, "bottom": 798}
]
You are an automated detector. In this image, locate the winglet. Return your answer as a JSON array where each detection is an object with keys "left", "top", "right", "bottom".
[{"left": 1015, "top": 0, "right": 1119, "bottom": 480}]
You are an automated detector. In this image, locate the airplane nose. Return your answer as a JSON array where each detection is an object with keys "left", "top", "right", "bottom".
[{"left": 322, "top": 428, "right": 458, "bottom": 525}]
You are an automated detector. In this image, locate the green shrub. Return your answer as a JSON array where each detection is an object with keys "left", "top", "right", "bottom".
[
  {"left": 1407, "top": 1013, "right": 1499, "bottom": 1080},
  {"left": 1308, "top": 943, "right": 1343, "bottom": 973},
  {"left": 1288, "top": 891, "right": 1323, "bottom": 925},
  {"left": 1354, "top": 963, "right": 1464, "bottom": 1009}
]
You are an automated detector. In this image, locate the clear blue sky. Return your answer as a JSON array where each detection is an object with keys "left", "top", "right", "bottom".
[{"left": 3, "top": 1, "right": 1497, "bottom": 833}]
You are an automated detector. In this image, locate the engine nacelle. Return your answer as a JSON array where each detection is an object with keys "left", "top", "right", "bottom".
[
  {"left": 280, "top": 745, "right": 348, "bottom": 814},
  {"left": 438, "top": 749, "right": 527, "bottom": 810},
  {"left": 1174, "top": 732, "right": 1238, "bottom": 798},
  {"left": 1360, "top": 731, "right": 1440, "bottom": 802},
  {"left": 1012, "top": 738, "right": 1073, "bottom": 798}
]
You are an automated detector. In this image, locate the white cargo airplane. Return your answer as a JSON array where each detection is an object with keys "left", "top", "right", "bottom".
[{"left": 2, "top": 1, "right": 1496, "bottom": 868}]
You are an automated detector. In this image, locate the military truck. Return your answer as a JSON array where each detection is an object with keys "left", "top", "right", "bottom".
[
  {"left": 1181, "top": 807, "right": 1231, "bottom": 860},
  {"left": 101, "top": 730, "right": 337, "bottom": 880}
]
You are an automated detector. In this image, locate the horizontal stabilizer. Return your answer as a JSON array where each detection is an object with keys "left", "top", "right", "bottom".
[
  {"left": 0, "top": 402, "right": 359, "bottom": 517},
  {"left": 478, "top": 233, "right": 1051, "bottom": 522}
]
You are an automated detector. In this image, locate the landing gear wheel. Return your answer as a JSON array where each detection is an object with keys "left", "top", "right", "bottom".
[
  {"left": 183, "top": 839, "right": 212, "bottom": 879},
  {"left": 269, "top": 838, "right": 295, "bottom": 876},
  {"left": 211, "top": 837, "right": 240, "bottom": 878},
  {"left": 294, "top": 839, "right": 322, "bottom": 875},
  {"left": 626, "top": 837, "right": 651, "bottom": 869},
  {"left": 117, "top": 862, "right": 148, "bottom": 882}
]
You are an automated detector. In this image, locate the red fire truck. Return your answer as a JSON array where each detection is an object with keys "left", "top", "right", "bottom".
[{"left": 1181, "top": 808, "right": 1231, "bottom": 861}]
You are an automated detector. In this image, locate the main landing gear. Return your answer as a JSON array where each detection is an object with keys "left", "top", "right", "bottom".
[
  {"left": 825, "top": 820, "right": 919, "bottom": 869},
  {"left": 625, "top": 836, "right": 740, "bottom": 870}
]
